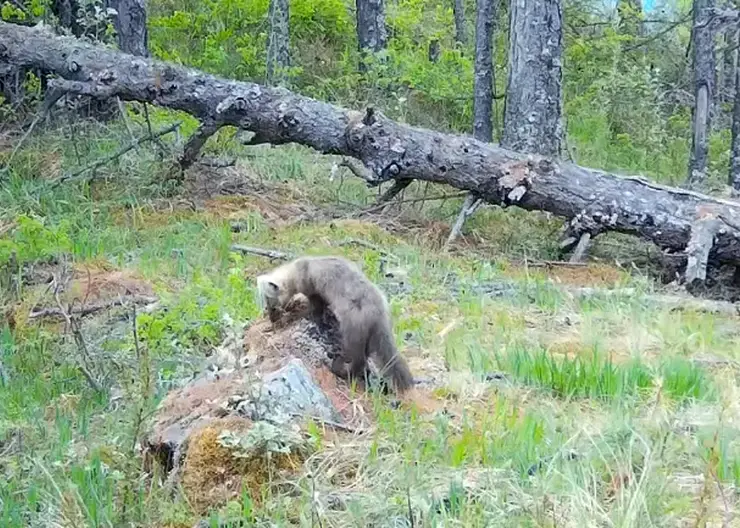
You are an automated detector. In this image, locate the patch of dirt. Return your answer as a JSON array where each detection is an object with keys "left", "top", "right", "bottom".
[
  {"left": 9, "top": 261, "right": 156, "bottom": 329},
  {"left": 379, "top": 217, "right": 454, "bottom": 249},
  {"left": 538, "top": 263, "right": 628, "bottom": 288},
  {"left": 531, "top": 314, "right": 663, "bottom": 364},
  {"left": 146, "top": 373, "right": 248, "bottom": 461},
  {"left": 185, "top": 164, "right": 328, "bottom": 225},
  {"left": 60, "top": 264, "right": 155, "bottom": 305},
  {"left": 243, "top": 317, "right": 341, "bottom": 373}
]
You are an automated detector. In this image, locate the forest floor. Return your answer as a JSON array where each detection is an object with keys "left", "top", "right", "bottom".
[{"left": 1, "top": 110, "right": 739, "bottom": 527}]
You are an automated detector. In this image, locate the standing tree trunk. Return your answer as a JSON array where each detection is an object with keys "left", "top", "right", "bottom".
[
  {"left": 686, "top": 0, "right": 715, "bottom": 189},
  {"left": 724, "top": 27, "right": 738, "bottom": 103},
  {"left": 355, "top": 0, "right": 387, "bottom": 71},
  {"left": 729, "top": 52, "right": 740, "bottom": 191},
  {"left": 453, "top": 0, "right": 467, "bottom": 46},
  {"left": 266, "top": 0, "right": 290, "bottom": 86},
  {"left": 107, "top": 0, "right": 148, "bottom": 56},
  {"left": 473, "top": 0, "right": 495, "bottom": 143},
  {"left": 51, "top": 0, "right": 82, "bottom": 37},
  {"left": 445, "top": 0, "right": 496, "bottom": 247},
  {"left": 502, "top": 0, "right": 564, "bottom": 158}
]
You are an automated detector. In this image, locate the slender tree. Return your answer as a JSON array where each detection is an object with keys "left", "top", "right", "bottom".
[
  {"left": 108, "top": 0, "right": 149, "bottom": 57},
  {"left": 51, "top": 0, "right": 82, "bottom": 36},
  {"left": 723, "top": 27, "right": 738, "bottom": 103},
  {"left": 356, "top": 0, "right": 387, "bottom": 70},
  {"left": 445, "top": 0, "right": 496, "bottom": 246},
  {"left": 730, "top": 44, "right": 740, "bottom": 191},
  {"left": 686, "top": 0, "right": 715, "bottom": 189},
  {"left": 266, "top": 0, "right": 290, "bottom": 86},
  {"left": 501, "top": 0, "right": 564, "bottom": 157},
  {"left": 473, "top": 0, "right": 495, "bottom": 143},
  {"left": 453, "top": 0, "right": 467, "bottom": 46}
]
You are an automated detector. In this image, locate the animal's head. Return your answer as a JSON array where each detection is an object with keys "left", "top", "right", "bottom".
[{"left": 256, "top": 272, "right": 289, "bottom": 312}]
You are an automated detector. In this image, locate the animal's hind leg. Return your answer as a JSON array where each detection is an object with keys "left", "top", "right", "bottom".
[{"left": 329, "top": 332, "right": 371, "bottom": 387}]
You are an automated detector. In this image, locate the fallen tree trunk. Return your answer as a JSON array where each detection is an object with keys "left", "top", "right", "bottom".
[{"left": 4, "top": 21, "right": 740, "bottom": 286}]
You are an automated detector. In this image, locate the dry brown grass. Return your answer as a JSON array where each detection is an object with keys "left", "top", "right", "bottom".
[{"left": 181, "top": 417, "right": 305, "bottom": 514}]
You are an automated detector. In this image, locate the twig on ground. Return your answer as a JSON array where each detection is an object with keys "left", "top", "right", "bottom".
[
  {"left": 50, "top": 122, "right": 181, "bottom": 187},
  {"left": 198, "top": 156, "right": 237, "bottom": 168},
  {"left": 336, "top": 238, "right": 396, "bottom": 258},
  {"left": 230, "top": 244, "right": 293, "bottom": 261},
  {"left": 288, "top": 412, "right": 366, "bottom": 434},
  {"left": 29, "top": 295, "right": 159, "bottom": 319},
  {"left": 142, "top": 102, "right": 168, "bottom": 155},
  {"left": 50, "top": 269, "right": 104, "bottom": 393},
  {"left": 377, "top": 179, "right": 413, "bottom": 204},
  {"left": 524, "top": 259, "right": 588, "bottom": 268}
]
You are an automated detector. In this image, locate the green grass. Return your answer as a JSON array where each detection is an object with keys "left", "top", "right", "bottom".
[
  {"left": 2, "top": 118, "right": 740, "bottom": 526},
  {"left": 495, "top": 347, "right": 714, "bottom": 402}
]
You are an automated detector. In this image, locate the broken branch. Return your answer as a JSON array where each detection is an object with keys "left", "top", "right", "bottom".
[
  {"left": 230, "top": 244, "right": 293, "bottom": 260},
  {"left": 51, "top": 122, "right": 181, "bottom": 186}
]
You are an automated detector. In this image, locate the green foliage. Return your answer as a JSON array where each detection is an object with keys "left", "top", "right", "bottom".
[
  {"left": 0, "top": 214, "right": 73, "bottom": 266},
  {"left": 144, "top": 0, "right": 735, "bottom": 184},
  {"left": 5, "top": 0, "right": 740, "bottom": 525}
]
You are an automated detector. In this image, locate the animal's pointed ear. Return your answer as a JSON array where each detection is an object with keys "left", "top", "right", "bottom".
[
  {"left": 266, "top": 281, "right": 280, "bottom": 295},
  {"left": 257, "top": 275, "right": 280, "bottom": 298}
]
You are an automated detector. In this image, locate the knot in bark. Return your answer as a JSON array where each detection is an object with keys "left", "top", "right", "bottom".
[
  {"left": 278, "top": 112, "right": 300, "bottom": 130},
  {"left": 381, "top": 161, "right": 401, "bottom": 179}
]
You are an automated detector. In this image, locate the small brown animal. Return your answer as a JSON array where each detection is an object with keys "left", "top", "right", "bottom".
[{"left": 256, "top": 256, "right": 415, "bottom": 393}]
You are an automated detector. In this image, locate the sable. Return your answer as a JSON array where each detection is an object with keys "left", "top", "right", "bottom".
[{"left": 256, "top": 256, "right": 415, "bottom": 393}]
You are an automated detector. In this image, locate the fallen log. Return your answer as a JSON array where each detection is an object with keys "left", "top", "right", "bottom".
[{"left": 4, "top": 21, "right": 740, "bottom": 288}]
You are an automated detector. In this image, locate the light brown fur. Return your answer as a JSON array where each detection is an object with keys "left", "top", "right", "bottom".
[{"left": 257, "top": 256, "right": 415, "bottom": 393}]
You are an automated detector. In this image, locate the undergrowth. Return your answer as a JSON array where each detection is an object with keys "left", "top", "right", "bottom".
[{"left": 0, "top": 115, "right": 739, "bottom": 526}]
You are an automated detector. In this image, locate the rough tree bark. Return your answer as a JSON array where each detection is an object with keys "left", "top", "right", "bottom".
[
  {"left": 107, "top": 0, "right": 148, "bottom": 57},
  {"left": 428, "top": 39, "right": 441, "bottom": 63},
  {"left": 502, "top": 0, "right": 564, "bottom": 158},
  {"left": 453, "top": 0, "right": 467, "bottom": 46},
  {"left": 730, "top": 49, "right": 740, "bottom": 191},
  {"left": 724, "top": 27, "right": 738, "bottom": 104},
  {"left": 355, "top": 0, "right": 387, "bottom": 70},
  {"left": 266, "top": 0, "right": 290, "bottom": 86},
  {"left": 5, "top": 21, "right": 740, "bottom": 289},
  {"left": 51, "top": 0, "right": 82, "bottom": 37},
  {"left": 686, "top": 0, "right": 715, "bottom": 189},
  {"left": 446, "top": 0, "right": 496, "bottom": 247},
  {"left": 473, "top": 0, "right": 495, "bottom": 143}
]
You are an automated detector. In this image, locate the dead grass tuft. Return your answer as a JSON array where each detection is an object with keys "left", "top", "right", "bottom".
[{"left": 62, "top": 264, "right": 154, "bottom": 305}]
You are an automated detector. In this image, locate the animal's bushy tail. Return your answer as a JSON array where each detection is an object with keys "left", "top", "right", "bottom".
[{"left": 368, "top": 321, "right": 414, "bottom": 394}]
